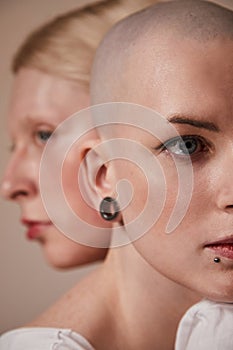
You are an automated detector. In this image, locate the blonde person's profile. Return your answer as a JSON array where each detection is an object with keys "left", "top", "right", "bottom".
[
  {"left": 0, "top": 0, "right": 156, "bottom": 270},
  {"left": 1, "top": 0, "right": 233, "bottom": 349}
]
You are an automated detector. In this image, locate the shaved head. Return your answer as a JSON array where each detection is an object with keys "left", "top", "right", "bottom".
[{"left": 91, "top": 0, "right": 233, "bottom": 104}]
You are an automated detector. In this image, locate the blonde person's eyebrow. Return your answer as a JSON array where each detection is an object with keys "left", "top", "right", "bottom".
[
  {"left": 24, "top": 115, "right": 55, "bottom": 128},
  {"left": 168, "top": 114, "right": 220, "bottom": 132}
]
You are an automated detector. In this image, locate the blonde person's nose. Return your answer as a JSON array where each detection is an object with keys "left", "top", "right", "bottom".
[{"left": 1, "top": 150, "right": 37, "bottom": 201}]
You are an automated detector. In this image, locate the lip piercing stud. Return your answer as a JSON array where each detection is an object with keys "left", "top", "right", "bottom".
[{"left": 214, "top": 257, "right": 221, "bottom": 263}]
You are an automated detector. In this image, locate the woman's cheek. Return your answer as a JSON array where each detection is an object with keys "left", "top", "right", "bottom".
[{"left": 119, "top": 160, "right": 149, "bottom": 224}]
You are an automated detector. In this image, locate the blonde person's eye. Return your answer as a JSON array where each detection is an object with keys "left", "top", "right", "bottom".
[
  {"left": 157, "top": 135, "right": 209, "bottom": 158},
  {"left": 36, "top": 130, "right": 53, "bottom": 144}
]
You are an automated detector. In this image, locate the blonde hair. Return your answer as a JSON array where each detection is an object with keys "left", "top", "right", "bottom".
[{"left": 12, "top": 0, "right": 157, "bottom": 86}]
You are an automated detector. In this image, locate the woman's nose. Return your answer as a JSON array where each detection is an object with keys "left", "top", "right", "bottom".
[
  {"left": 1, "top": 149, "right": 37, "bottom": 202},
  {"left": 215, "top": 151, "right": 233, "bottom": 212}
]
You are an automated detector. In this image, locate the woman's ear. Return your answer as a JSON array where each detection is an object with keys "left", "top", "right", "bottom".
[
  {"left": 77, "top": 126, "right": 123, "bottom": 226},
  {"left": 78, "top": 136, "right": 115, "bottom": 215}
]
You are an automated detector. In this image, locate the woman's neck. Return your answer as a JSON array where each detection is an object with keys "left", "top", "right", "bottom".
[
  {"left": 27, "top": 234, "right": 201, "bottom": 350},
  {"left": 97, "top": 240, "right": 201, "bottom": 350}
]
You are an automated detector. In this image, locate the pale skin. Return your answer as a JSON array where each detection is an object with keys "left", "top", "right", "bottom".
[
  {"left": 1, "top": 68, "right": 110, "bottom": 269},
  {"left": 0, "top": 1, "right": 162, "bottom": 271},
  {"left": 114, "top": 37, "right": 233, "bottom": 301},
  {"left": 26, "top": 31, "right": 233, "bottom": 350}
]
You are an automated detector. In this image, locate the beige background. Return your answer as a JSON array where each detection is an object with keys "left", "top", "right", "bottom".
[
  {"left": 0, "top": 0, "right": 100, "bottom": 333},
  {"left": 0, "top": 0, "right": 232, "bottom": 334}
]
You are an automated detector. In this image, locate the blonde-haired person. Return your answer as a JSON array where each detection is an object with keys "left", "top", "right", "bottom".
[
  {"left": 1, "top": 0, "right": 157, "bottom": 270},
  {"left": 3, "top": 1, "right": 233, "bottom": 349},
  {"left": 14, "top": 1, "right": 232, "bottom": 349}
]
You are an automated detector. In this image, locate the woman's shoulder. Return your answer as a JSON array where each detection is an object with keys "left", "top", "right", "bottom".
[
  {"left": 179, "top": 299, "right": 233, "bottom": 324},
  {"left": 175, "top": 300, "right": 233, "bottom": 350},
  {"left": 0, "top": 327, "right": 95, "bottom": 350}
]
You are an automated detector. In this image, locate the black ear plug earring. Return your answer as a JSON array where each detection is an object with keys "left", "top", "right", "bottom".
[
  {"left": 99, "top": 197, "right": 120, "bottom": 221},
  {"left": 214, "top": 257, "right": 221, "bottom": 263}
]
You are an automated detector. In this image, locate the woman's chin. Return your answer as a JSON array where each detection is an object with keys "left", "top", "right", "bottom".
[
  {"left": 42, "top": 241, "right": 108, "bottom": 270},
  {"left": 42, "top": 245, "right": 77, "bottom": 269}
]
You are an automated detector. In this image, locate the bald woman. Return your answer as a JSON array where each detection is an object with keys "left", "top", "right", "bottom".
[{"left": 1, "top": 1, "right": 233, "bottom": 349}]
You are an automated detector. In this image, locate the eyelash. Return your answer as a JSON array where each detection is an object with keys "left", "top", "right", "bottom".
[
  {"left": 35, "top": 130, "right": 53, "bottom": 144},
  {"left": 156, "top": 135, "right": 210, "bottom": 159},
  {"left": 8, "top": 129, "right": 53, "bottom": 153}
]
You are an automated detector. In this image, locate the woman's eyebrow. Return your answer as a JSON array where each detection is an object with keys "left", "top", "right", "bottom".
[{"left": 168, "top": 115, "right": 220, "bottom": 132}]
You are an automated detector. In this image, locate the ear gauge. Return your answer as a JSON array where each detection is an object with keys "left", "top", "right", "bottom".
[
  {"left": 99, "top": 197, "right": 120, "bottom": 221},
  {"left": 214, "top": 257, "right": 221, "bottom": 263}
]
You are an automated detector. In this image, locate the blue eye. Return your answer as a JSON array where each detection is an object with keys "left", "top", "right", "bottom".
[
  {"left": 36, "top": 130, "right": 53, "bottom": 143},
  {"left": 163, "top": 135, "right": 206, "bottom": 157}
]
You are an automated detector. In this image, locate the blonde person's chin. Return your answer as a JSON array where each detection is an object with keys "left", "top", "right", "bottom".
[{"left": 42, "top": 235, "right": 108, "bottom": 269}]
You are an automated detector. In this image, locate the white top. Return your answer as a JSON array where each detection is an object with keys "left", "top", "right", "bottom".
[
  {"left": 1, "top": 301, "right": 233, "bottom": 349},
  {"left": 175, "top": 299, "right": 233, "bottom": 350},
  {"left": 0, "top": 328, "right": 95, "bottom": 350}
]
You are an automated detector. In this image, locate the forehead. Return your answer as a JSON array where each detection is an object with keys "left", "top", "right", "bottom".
[
  {"left": 10, "top": 68, "right": 79, "bottom": 104},
  {"left": 8, "top": 68, "right": 89, "bottom": 129},
  {"left": 123, "top": 37, "right": 233, "bottom": 125}
]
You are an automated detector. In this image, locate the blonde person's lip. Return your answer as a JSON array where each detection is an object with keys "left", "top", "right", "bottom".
[
  {"left": 204, "top": 235, "right": 233, "bottom": 260},
  {"left": 21, "top": 218, "right": 52, "bottom": 240}
]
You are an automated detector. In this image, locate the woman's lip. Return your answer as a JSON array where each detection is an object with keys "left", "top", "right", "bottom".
[
  {"left": 204, "top": 235, "right": 233, "bottom": 246},
  {"left": 21, "top": 218, "right": 52, "bottom": 226},
  {"left": 204, "top": 235, "right": 233, "bottom": 260},
  {"left": 205, "top": 244, "right": 233, "bottom": 260},
  {"left": 21, "top": 219, "right": 52, "bottom": 240}
]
